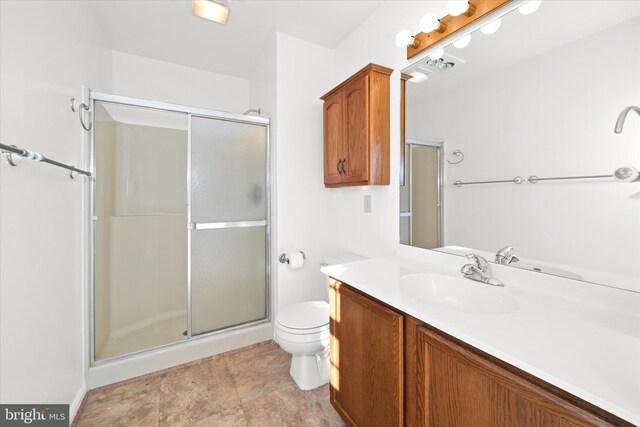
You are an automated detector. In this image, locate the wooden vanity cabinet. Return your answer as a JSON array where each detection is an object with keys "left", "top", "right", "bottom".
[
  {"left": 329, "top": 279, "right": 404, "bottom": 427},
  {"left": 406, "top": 318, "right": 623, "bottom": 427},
  {"left": 329, "top": 280, "right": 630, "bottom": 427},
  {"left": 321, "top": 63, "right": 392, "bottom": 188}
]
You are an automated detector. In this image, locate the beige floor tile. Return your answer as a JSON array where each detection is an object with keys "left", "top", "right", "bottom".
[
  {"left": 75, "top": 341, "right": 344, "bottom": 427},
  {"left": 159, "top": 357, "right": 243, "bottom": 426},
  {"left": 76, "top": 376, "right": 160, "bottom": 427},
  {"left": 226, "top": 346, "right": 293, "bottom": 404}
]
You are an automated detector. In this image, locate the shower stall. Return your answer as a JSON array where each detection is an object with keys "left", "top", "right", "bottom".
[{"left": 90, "top": 92, "right": 270, "bottom": 363}]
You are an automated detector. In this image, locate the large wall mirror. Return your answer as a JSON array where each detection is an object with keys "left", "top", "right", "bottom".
[{"left": 400, "top": 1, "right": 640, "bottom": 291}]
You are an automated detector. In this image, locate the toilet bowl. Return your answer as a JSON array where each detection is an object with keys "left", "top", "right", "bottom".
[
  {"left": 275, "top": 252, "right": 365, "bottom": 390},
  {"left": 275, "top": 301, "right": 330, "bottom": 390}
]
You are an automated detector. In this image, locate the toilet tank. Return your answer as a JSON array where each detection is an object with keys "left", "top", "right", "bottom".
[{"left": 321, "top": 252, "right": 366, "bottom": 291}]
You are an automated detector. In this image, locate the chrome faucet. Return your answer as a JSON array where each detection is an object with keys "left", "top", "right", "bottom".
[
  {"left": 614, "top": 106, "right": 640, "bottom": 134},
  {"left": 461, "top": 254, "right": 504, "bottom": 287},
  {"left": 495, "top": 246, "right": 519, "bottom": 265}
]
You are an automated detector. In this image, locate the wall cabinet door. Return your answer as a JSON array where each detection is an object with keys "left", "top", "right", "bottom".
[
  {"left": 342, "top": 75, "right": 369, "bottom": 184},
  {"left": 414, "top": 325, "right": 619, "bottom": 427},
  {"left": 329, "top": 281, "right": 403, "bottom": 427},
  {"left": 321, "top": 63, "right": 392, "bottom": 187},
  {"left": 323, "top": 91, "right": 344, "bottom": 186}
]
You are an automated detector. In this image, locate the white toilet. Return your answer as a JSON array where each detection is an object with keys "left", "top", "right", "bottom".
[{"left": 275, "top": 252, "right": 364, "bottom": 390}]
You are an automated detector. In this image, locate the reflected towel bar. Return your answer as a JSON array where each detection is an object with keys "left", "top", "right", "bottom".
[
  {"left": 1, "top": 142, "right": 91, "bottom": 178},
  {"left": 527, "top": 174, "right": 612, "bottom": 183},
  {"left": 453, "top": 174, "right": 614, "bottom": 187},
  {"left": 453, "top": 176, "right": 524, "bottom": 187}
]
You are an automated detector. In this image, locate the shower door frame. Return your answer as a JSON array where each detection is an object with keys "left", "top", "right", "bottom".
[
  {"left": 88, "top": 91, "right": 271, "bottom": 366},
  {"left": 402, "top": 138, "right": 444, "bottom": 248}
]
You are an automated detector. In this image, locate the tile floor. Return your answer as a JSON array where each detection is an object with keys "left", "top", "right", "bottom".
[{"left": 74, "top": 341, "right": 346, "bottom": 427}]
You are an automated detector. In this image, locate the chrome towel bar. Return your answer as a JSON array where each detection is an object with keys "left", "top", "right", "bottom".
[
  {"left": 453, "top": 173, "right": 617, "bottom": 187},
  {"left": 1, "top": 142, "right": 91, "bottom": 178}
]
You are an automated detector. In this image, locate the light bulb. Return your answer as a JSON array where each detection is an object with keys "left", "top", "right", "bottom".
[
  {"left": 395, "top": 30, "right": 413, "bottom": 47},
  {"left": 518, "top": 0, "right": 541, "bottom": 15},
  {"left": 453, "top": 34, "right": 471, "bottom": 48},
  {"left": 420, "top": 13, "right": 440, "bottom": 33},
  {"left": 447, "top": 0, "right": 469, "bottom": 16},
  {"left": 481, "top": 18, "right": 501, "bottom": 35},
  {"left": 428, "top": 49, "right": 444, "bottom": 60}
]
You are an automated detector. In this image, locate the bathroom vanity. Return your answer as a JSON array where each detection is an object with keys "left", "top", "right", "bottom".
[{"left": 324, "top": 253, "right": 639, "bottom": 427}]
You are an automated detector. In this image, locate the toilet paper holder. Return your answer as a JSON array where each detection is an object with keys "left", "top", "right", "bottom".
[{"left": 279, "top": 251, "right": 306, "bottom": 265}]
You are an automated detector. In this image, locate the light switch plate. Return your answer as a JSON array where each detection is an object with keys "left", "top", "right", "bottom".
[{"left": 364, "top": 195, "right": 372, "bottom": 213}]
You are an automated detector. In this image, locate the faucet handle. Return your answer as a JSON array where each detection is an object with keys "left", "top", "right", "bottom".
[
  {"left": 465, "top": 254, "right": 489, "bottom": 272},
  {"left": 496, "top": 246, "right": 515, "bottom": 257},
  {"left": 496, "top": 246, "right": 519, "bottom": 265}
]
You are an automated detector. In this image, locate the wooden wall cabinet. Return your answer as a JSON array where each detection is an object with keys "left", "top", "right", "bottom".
[
  {"left": 330, "top": 281, "right": 630, "bottom": 427},
  {"left": 329, "top": 280, "right": 404, "bottom": 426},
  {"left": 321, "top": 64, "right": 393, "bottom": 188}
]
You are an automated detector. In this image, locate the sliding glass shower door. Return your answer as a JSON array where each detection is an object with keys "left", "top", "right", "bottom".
[
  {"left": 189, "top": 116, "right": 268, "bottom": 336},
  {"left": 91, "top": 92, "right": 269, "bottom": 363}
]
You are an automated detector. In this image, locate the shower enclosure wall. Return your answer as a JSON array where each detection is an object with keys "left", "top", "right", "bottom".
[{"left": 91, "top": 92, "right": 270, "bottom": 363}]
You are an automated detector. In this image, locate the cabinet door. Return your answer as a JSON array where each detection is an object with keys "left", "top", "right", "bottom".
[
  {"left": 415, "top": 326, "right": 616, "bottom": 427},
  {"left": 329, "top": 281, "right": 403, "bottom": 427},
  {"left": 323, "top": 91, "right": 344, "bottom": 185},
  {"left": 342, "top": 75, "right": 370, "bottom": 184}
]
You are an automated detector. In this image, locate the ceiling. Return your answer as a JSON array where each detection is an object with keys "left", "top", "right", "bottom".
[
  {"left": 405, "top": 1, "right": 640, "bottom": 96},
  {"left": 92, "top": 0, "right": 383, "bottom": 78}
]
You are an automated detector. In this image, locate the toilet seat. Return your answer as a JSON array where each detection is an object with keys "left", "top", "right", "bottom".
[{"left": 275, "top": 301, "right": 329, "bottom": 335}]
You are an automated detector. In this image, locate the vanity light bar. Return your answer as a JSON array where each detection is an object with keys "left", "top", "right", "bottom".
[{"left": 397, "top": 0, "right": 534, "bottom": 62}]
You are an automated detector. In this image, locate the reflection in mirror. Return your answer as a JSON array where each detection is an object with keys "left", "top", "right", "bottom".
[
  {"left": 400, "top": 1, "right": 640, "bottom": 291},
  {"left": 400, "top": 140, "right": 442, "bottom": 248}
]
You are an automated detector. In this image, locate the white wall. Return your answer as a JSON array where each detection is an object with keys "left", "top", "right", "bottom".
[
  {"left": 111, "top": 51, "right": 249, "bottom": 114},
  {"left": 274, "top": 33, "right": 338, "bottom": 311},
  {"left": 323, "top": 2, "right": 449, "bottom": 258},
  {"left": 407, "top": 18, "right": 640, "bottom": 282},
  {"left": 0, "top": 0, "right": 112, "bottom": 417}
]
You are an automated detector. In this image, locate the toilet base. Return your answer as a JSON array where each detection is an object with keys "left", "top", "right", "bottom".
[{"left": 290, "top": 352, "right": 329, "bottom": 391}]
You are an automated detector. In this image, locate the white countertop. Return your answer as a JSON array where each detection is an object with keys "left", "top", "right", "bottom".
[{"left": 322, "top": 252, "right": 640, "bottom": 425}]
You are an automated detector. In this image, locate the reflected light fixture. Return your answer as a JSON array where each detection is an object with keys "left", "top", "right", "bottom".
[
  {"left": 428, "top": 49, "right": 445, "bottom": 60},
  {"left": 518, "top": 0, "right": 541, "bottom": 15},
  {"left": 453, "top": 34, "right": 471, "bottom": 48},
  {"left": 409, "top": 71, "right": 429, "bottom": 83},
  {"left": 192, "top": 0, "right": 229, "bottom": 24},
  {"left": 481, "top": 18, "right": 502, "bottom": 35}
]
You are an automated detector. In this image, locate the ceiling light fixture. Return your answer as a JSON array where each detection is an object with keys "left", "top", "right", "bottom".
[
  {"left": 518, "top": 0, "right": 541, "bottom": 15},
  {"left": 192, "top": 0, "right": 229, "bottom": 24},
  {"left": 481, "top": 18, "right": 502, "bottom": 35}
]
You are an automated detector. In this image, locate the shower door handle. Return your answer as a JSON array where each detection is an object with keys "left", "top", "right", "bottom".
[{"left": 189, "top": 220, "right": 266, "bottom": 230}]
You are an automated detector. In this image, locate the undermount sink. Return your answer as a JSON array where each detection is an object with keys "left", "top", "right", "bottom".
[{"left": 400, "top": 274, "right": 520, "bottom": 315}]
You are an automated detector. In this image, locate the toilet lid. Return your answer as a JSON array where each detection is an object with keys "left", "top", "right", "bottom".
[{"left": 276, "top": 301, "right": 329, "bottom": 330}]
